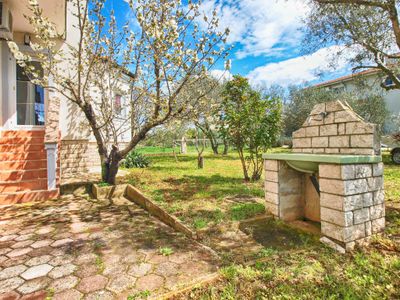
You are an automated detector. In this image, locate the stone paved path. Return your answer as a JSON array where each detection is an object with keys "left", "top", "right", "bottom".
[{"left": 0, "top": 196, "right": 219, "bottom": 299}]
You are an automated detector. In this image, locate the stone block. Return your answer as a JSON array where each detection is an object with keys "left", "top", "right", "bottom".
[
  {"left": 321, "top": 222, "right": 345, "bottom": 242},
  {"left": 370, "top": 204, "right": 385, "bottom": 220},
  {"left": 353, "top": 208, "right": 370, "bottom": 224},
  {"left": 320, "top": 178, "right": 368, "bottom": 196},
  {"left": 343, "top": 223, "right": 366, "bottom": 242},
  {"left": 329, "top": 136, "right": 349, "bottom": 148},
  {"left": 367, "top": 176, "right": 383, "bottom": 192},
  {"left": 372, "top": 163, "right": 384, "bottom": 177},
  {"left": 325, "top": 148, "right": 340, "bottom": 154},
  {"left": 292, "top": 128, "right": 306, "bottom": 138},
  {"left": 293, "top": 138, "right": 312, "bottom": 148},
  {"left": 306, "top": 126, "right": 320, "bottom": 137},
  {"left": 350, "top": 134, "right": 374, "bottom": 148},
  {"left": 343, "top": 193, "right": 373, "bottom": 211},
  {"left": 265, "top": 192, "right": 279, "bottom": 205},
  {"left": 312, "top": 148, "right": 325, "bottom": 154},
  {"left": 326, "top": 101, "right": 348, "bottom": 112},
  {"left": 320, "top": 237, "right": 346, "bottom": 254},
  {"left": 338, "top": 123, "right": 346, "bottom": 135},
  {"left": 335, "top": 110, "right": 362, "bottom": 123},
  {"left": 264, "top": 160, "right": 278, "bottom": 171},
  {"left": 321, "top": 207, "right": 353, "bottom": 227},
  {"left": 325, "top": 148, "right": 339, "bottom": 154},
  {"left": 303, "top": 116, "right": 325, "bottom": 126},
  {"left": 312, "top": 137, "right": 328, "bottom": 148},
  {"left": 319, "top": 164, "right": 342, "bottom": 179},
  {"left": 371, "top": 217, "right": 385, "bottom": 233},
  {"left": 354, "top": 165, "right": 372, "bottom": 179},
  {"left": 323, "top": 112, "right": 335, "bottom": 124},
  {"left": 265, "top": 202, "right": 279, "bottom": 216},
  {"left": 265, "top": 181, "right": 278, "bottom": 194},
  {"left": 319, "top": 164, "right": 356, "bottom": 180},
  {"left": 310, "top": 103, "right": 326, "bottom": 115},
  {"left": 373, "top": 189, "right": 385, "bottom": 204},
  {"left": 265, "top": 171, "right": 278, "bottom": 182},
  {"left": 320, "top": 124, "right": 338, "bottom": 136},
  {"left": 346, "top": 122, "right": 375, "bottom": 135},
  {"left": 301, "top": 148, "right": 313, "bottom": 153},
  {"left": 365, "top": 221, "right": 372, "bottom": 236},
  {"left": 320, "top": 193, "right": 344, "bottom": 211}
]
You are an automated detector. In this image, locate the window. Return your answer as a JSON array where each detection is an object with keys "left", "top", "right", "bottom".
[{"left": 16, "top": 62, "right": 45, "bottom": 126}]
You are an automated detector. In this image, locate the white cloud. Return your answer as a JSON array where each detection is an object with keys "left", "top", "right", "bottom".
[
  {"left": 247, "top": 46, "right": 352, "bottom": 87},
  {"left": 199, "top": 0, "right": 309, "bottom": 59},
  {"left": 210, "top": 69, "right": 233, "bottom": 82}
]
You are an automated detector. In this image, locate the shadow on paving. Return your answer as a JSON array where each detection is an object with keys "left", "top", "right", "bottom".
[{"left": 0, "top": 196, "right": 219, "bottom": 300}]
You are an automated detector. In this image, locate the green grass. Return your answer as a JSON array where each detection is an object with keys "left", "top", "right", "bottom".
[
  {"left": 124, "top": 149, "right": 266, "bottom": 229},
  {"left": 230, "top": 203, "right": 266, "bottom": 221},
  {"left": 122, "top": 147, "right": 400, "bottom": 299}
]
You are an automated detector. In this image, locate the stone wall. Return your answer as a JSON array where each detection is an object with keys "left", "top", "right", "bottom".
[
  {"left": 292, "top": 101, "right": 380, "bottom": 155},
  {"left": 60, "top": 140, "right": 91, "bottom": 178},
  {"left": 265, "top": 160, "right": 317, "bottom": 222},
  {"left": 319, "top": 162, "right": 385, "bottom": 250},
  {"left": 60, "top": 140, "right": 130, "bottom": 179}
]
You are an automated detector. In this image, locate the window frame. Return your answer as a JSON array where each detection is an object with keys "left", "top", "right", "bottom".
[{"left": 14, "top": 60, "right": 47, "bottom": 130}]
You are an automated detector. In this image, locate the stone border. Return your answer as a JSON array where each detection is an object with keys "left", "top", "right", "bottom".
[
  {"left": 125, "top": 185, "right": 197, "bottom": 239},
  {"left": 92, "top": 183, "right": 127, "bottom": 199},
  {"left": 161, "top": 273, "right": 220, "bottom": 299},
  {"left": 91, "top": 183, "right": 197, "bottom": 240}
]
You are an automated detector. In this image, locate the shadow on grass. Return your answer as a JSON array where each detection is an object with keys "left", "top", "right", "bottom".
[
  {"left": 152, "top": 174, "right": 263, "bottom": 202},
  {"left": 239, "top": 218, "right": 319, "bottom": 251}
]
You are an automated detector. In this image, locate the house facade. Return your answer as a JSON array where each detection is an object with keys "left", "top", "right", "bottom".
[
  {"left": 314, "top": 69, "right": 400, "bottom": 133},
  {"left": 0, "top": 0, "right": 132, "bottom": 205}
]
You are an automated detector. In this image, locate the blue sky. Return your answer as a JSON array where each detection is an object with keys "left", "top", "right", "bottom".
[{"left": 115, "top": 0, "right": 352, "bottom": 88}]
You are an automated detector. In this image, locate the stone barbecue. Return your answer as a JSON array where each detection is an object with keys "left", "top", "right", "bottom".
[{"left": 264, "top": 100, "right": 385, "bottom": 252}]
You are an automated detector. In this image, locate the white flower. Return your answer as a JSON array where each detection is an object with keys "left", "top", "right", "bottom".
[
  {"left": 14, "top": 51, "right": 25, "bottom": 61},
  {"left": 7, "top": 41, "right": 19, "bottom": 53},
  {"left": 28, "top": 0, "right": 38, "bottom": 6}
]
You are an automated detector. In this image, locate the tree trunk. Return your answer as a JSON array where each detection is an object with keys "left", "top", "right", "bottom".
[
  {"left": 198, "top": 155, "right": 204, "bottom": 169},
  {"left": 238, "top": 149, "right": 249, "bottom": 181},
  {"left": 101, "top": 146, "right": 121, "bottom": 185},
  {"left": 223, "top": 139, "right": 229, "bottom": 155},
  {"left": 209, "top": 137, "right": 219, "bottom": 155}
]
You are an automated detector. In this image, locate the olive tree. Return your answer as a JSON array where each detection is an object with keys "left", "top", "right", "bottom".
[
  {"left": 220, "top": 76, "right": 282, "bottom": 181},
  {"left": 304, "top": 0, "right": 400, "bottom": 90},
  {"left": 283, "top": 86, "right": 388, "bottom": 137},
  {"left": 11, "top": 0, "right": 230, "bottom": 184}
]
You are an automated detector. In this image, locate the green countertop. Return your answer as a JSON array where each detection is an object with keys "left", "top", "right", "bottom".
[{"left": 262, "top": 153, "right": 382, "bottom": 164}]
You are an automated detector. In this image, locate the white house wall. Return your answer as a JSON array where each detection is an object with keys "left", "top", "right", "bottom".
[{"left": 323, "top": 74, "right": 400, "bottom": 133}]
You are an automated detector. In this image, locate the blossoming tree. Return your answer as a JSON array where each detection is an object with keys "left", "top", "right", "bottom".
[{"left": 10, "top": 0, "right": 230, "bottom": 184}]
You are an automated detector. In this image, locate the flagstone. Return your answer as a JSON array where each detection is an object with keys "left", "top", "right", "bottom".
[
  {"left": 76, "top": 275, "right": 108, "bottom": 293},
  {"left": 30, "top": 240, "right": 53, "bottom": 249},
  {"left": 0, "top": 265, "right": 27, "bottom": 280},
  {"left": 21, "top": 264, "right": 53, "bottom": 280},
  {"left": 48, "top": 275, "right": 78, "bottom": 292},
  {"left": 53, "top": 289, "right": 82, "bottom": 300},
  {"left": 17, "top": 277, "right": 50, "bottom": 295},
  {"left": 6, "top": 249, "right": 32, "bottom": 259}
]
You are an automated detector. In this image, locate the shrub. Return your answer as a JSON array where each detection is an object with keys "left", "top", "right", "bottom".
[{"left": 123, "top": 151, "right": 150, "bottom": 168}]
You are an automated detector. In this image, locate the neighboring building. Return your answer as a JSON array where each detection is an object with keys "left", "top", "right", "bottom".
[
  {"left": 0, "top": 0, "right": 131, "bottom": 204},
  {"left": 314, "top": 69, "right": 400, "bottom": 133}
]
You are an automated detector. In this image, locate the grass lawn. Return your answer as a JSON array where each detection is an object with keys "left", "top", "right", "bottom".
[{"left": 123, "top": 148, "right": 400, "bottom": 299}]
